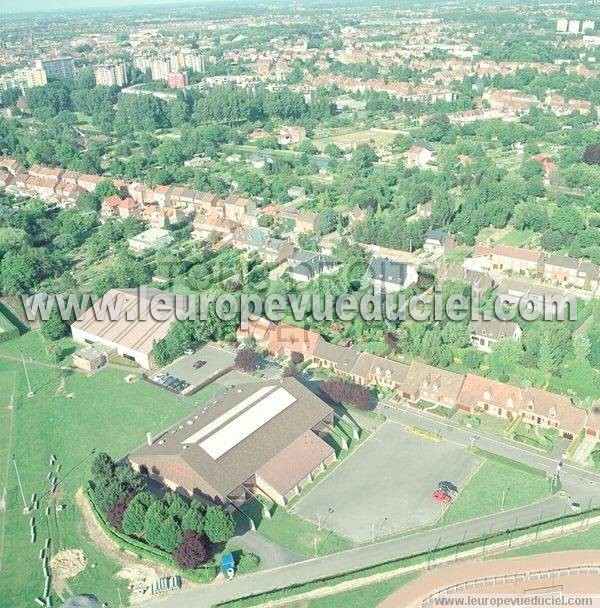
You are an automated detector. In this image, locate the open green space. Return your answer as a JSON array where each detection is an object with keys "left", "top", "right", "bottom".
[
  {"left": 236, "top": 497, "right": 354, "bottom": 558},
  {"left": 289, "top": 573, "right": 418, "bottom": 608},
  {"left": 441, "top": 452, "right": 553, "bottom": 526},
  {"left": 0, "top": 333, "right": 198, "bottom": 608},
  {"left": 500, "top": 519, "right": 600, "bottom": 558},
  {"left": 495, "top": 229, "right": 535, "bottom": 247}
]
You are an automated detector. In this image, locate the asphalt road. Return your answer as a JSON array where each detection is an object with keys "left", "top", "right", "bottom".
[{"left": 147, "top": 401, "right": 600, "bottom": 608}]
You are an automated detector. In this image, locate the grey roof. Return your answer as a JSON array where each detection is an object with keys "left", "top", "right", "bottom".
[
  {"left": 546, "top": 254, "right": 579, "bottom": 270},
  {"left": 129, "top": 378, "right": 332, "bottom": 498},
  {"left": 425, "top": 229, "right": 449, "bottom": 245},
  {"left": 470, "top": 318, "right": 520, "bottom": 341},
  {"left": 313, "top": 340, "right": 361, "bottom": 371},
  {"left": 290, "top": 254, "right": 337, "bottom": 279},
  {"left": 368, "top": 257, "right": 412, "bottom": 286}
]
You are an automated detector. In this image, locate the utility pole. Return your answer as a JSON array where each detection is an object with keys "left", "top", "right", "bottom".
[
  {"left": 501, "top": 487, "right": 509, "bottom": 511},
  {"left": 20, "top": 349, "right": 34, "bottom": 397},
  {"left": 12, "top": 455, "right": 27, "bottom": 510}
]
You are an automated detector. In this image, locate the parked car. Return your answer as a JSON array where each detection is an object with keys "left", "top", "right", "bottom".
[
  {"left": 570, "top": 501, "right": 582, "bottom": 513},
  {"left": 193, "top": 360, "right": 207, "bottom": 370},
  {"left": 432, "top": 490, "right": 453, "bottom": 504},
  {"left": 438, "top": 481, "right": 458, "bottom": 497},
  {"left": 184, "top": 348, "right": 196, "bottom": 356}
]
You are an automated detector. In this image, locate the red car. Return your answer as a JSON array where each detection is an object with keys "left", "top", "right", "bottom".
[{"left": 432, "top": 490, "right": 453, "bottom": 504}]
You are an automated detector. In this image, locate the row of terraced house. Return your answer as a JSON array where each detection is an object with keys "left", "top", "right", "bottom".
[{"left": 238, "top": 317, "right": 600, "bottom": 444}]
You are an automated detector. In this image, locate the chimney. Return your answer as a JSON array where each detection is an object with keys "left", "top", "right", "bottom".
[{"left": 146, "top": 432, "right": 153, "bottom": 446}]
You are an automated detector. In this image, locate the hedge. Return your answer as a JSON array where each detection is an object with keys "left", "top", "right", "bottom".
[{"left": 0, "top": 305, "right": 20, "bottom": 344}]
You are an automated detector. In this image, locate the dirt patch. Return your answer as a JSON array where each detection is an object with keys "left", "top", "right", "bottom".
[
  {"left": 117, "top": 565, "right": 160, "bottom": 604},
  {"left": 54, "top": 377, "right": 65, "bottom": 396},
  {"left": 50, "top": 548, "right": 87, "bottom": 599}
]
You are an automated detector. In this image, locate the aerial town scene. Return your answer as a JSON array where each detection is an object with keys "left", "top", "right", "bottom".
[{"left": 1, "top": 0, "right": 600, "bottom": 606}]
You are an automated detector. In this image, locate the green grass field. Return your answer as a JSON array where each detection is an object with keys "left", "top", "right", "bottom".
[
  {"left": 500, "top": 520, "right": 600, "bottom": 558},
  {"left": 0, "top": 334, "right": 198, "bottom": 607},
  {"left": 290, "top": 573, "right": 418, "bottom": 608},
  {"left": 495, "top": 229, "right": 534, "bottom": 247},
  {"left": 441, "top": 455, "right": 552, "bottom": 526}
]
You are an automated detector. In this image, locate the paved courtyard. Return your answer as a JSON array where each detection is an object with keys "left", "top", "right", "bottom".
[
  {"left": 157, "top": 343, "right": 235, "bottom": 386},
  {"left": 293, "top": 422, "right": 480, "bottom": 542}
]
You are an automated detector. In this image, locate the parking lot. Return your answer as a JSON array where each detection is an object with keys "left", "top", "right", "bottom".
[
  {"left": 154, "top": 343, "right": 236, "bottom": 391},
  {"left": 293, "top": 422, "right": 480, "bottom": 543}
]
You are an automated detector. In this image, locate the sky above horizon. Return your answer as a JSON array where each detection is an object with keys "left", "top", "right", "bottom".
[{"left": 0, "top": 0, "right": 203, "bottom": 12}]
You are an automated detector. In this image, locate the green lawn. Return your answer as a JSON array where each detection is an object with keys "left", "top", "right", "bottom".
[
  {"left": 0, "top": 330, "right": 77, "bottom": 365},
  {"left": 499, "top": 519, "right": 600, "bottom": 558},
  {"left": 290, "top": 573, "right": 418, "bottom": 608},
  {"left": 0, "top": 334, "right": 199, "bottom": 608},
  {"left": 496, "top": 229, "right": 534, "bottom": 247},
  {"left": 236, "top": 498, "right": 354, "bottom": 557},
  {"left": 441, "top": 453, "right": 553, "bottom": 526}
]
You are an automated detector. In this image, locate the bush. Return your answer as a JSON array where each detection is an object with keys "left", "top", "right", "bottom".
[
  {"left": 236, "top": 551, "right": 260, "bottom": 575},
  {"left": 172, "top": 530, "right": 209, "bottom": 569}
]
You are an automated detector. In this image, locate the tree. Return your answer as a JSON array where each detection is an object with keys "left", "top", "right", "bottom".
[
  {"left": 573, "top": 334, "right": 591, "bottom": 363},
  {"left": 319, "top": 379, "right": 372, "bottom": 410},
  {"left": 122, "top": 491, "right": 155, "bottom": 536},
  {"left": 202, "top": 506, "right": 234, "bottom": 543},
  {"left": 538, "top": 332, "right": 557, "bottom": 374},
  {"left": 165, "top": 492, "right": 189, "bottom": 522},
  {"left": 316, "top": 208, "right": 338, "bottom": 235},
  {"left": 91, "top": 452, "right": 116, "bottom": 481},
  {"left": 489, "top": 339, "right": 523, "bottom": 380},
  {"left": 41, "top": 305, "right": 69, "bottom": 341},
  {"left": 282, "top": 364, "right": 301, "bottom": 379},
  {"left": 107, "top": 493, "right": 135, "bottom": 531},
  {"left": 157, "top": 516, "right": 183, "bottom": 552},
  {"left": 144, "top": 501, "right": 170, "bottom": 548},
  {"left": 583, "top": 145, "right": 600, "bottom": 165},
  {"left": 235, "top": 348, "right": 261, "bottom": 372},
  {"left": 181, "top": 501, "right": 205, "bottom": 534},
  {"left": 172, "top": 530, "right": 209, "bottom": 569}
]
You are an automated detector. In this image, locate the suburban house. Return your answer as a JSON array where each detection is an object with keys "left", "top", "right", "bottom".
[
  {"left": 436, "top": 264, "right": 496, "bottom": 297},
  {"left": 71, "top": 288, "right": 182, "bottom": 369},
  {"left": 495, "top": 277, "right": 574, "bottom": 316},
  {"left": 295, "top": 211, "right": 319, "bottom": 234},
  {"left": 400, "top": 362, "right": 465, "bottom": 408},
  {"left": 278, "top": 126, "right": 307, "bottom": 146},
  {"left": 457, "top": 374, "right": 522, "bottom": 420},
  {"left": 237, "top": 317, "right": 321, "bottom": 362},
  {"left": 520, "top": 388, "right": 586, "bottom": 440},
  {"left": 404, "top": 142, "right": 435, "bottom": 168},
  {"left": 128, "top": 228, "right": 174, "bottom": 253},
  {"left": 129, "top": 378, "right": 336, "bottom": 506},
  {"left": 258, "top": 238, "right": 295, "bottom": 264},
  {"left": 231, "top": 227, "right": 267, "bottom": 253},
  {"left": 367, "top": 257, "right": 419, "bottom": 293},
  {"left": 543, "top": 254, "right": 599, "bottom": 292},
  {"left": 288, "top": 252, "right": 339, "bottom": 282},
  {"left": 348, "top": 206, "right": 368, "bottom": 227},
  {"left": 423, "top": 229, "right": 455, "bottom": 256},
  {"left": 465, "top": 244, "right": 542, "bottom": 275},
  {"left": 469, "top": 318, "right": 523, "bottom": 352},
  {"left": 491, "top": 245, "right": 543, "bottom": 275}
]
